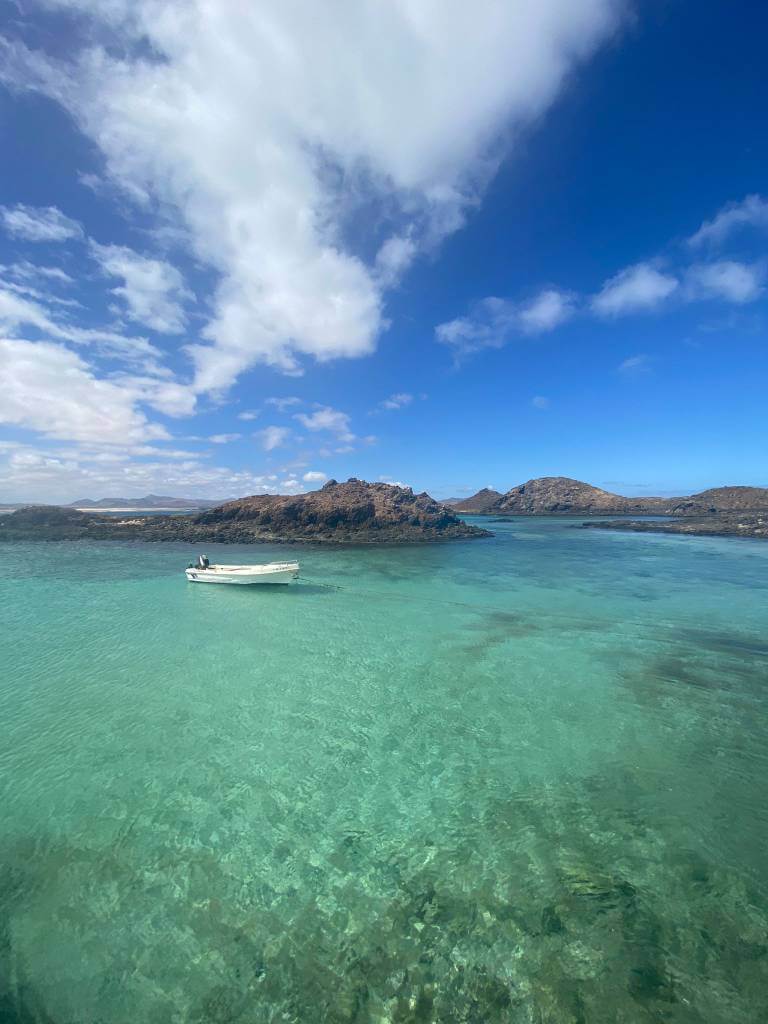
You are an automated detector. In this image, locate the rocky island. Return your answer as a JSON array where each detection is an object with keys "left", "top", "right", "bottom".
[
  {"left": 0, "top": 479, "right": 491, "bottom": 545},
  {"left": 450, "top": 477, "right": 673, "bottom": 515},
  {"left": 444, "top": 477, "right": 768, "bottom": 540}
]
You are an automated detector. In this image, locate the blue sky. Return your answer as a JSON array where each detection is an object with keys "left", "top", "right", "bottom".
[{"left": 0, "top": 0, "right": 766, "bottom": 502}]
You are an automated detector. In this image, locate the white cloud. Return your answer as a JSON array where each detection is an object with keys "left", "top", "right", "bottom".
[
  {"left": 302, "top": 470, "right": 328, "bottom": 484},
  {"left": 436, "top": 296, "right": 518, "bottom": 359},
  {"left": 90, "top": 242, "right": 191, "bottom": 334},
  {"left": 531, "top": 395, "right": 550, "bottom": 409},
  {"left": 237, "top": 409, "right": 260, "bottom": 421},
  {"left": 208, "top": 433, "right": 241, "bottom": 444},
  {"left": 0, "top": 283, "right": 174, "bottom": 371},
  {"left": 264, "top": 396, "right": 301, "bottom": 412},
  {"left": 380, "top": 392, "right": 414, "bottom": 411},
  {"left": 685, "top": 261, "right": 763, "bottom": 304},
  {"left": 0, "top": 203, "right": 83, "bottom": 242},
  {"left": 436, "top": 288, "right": 575, "bottom": 358},
  {"left": 0, "top": 337, "right": 169, "bottom": 443},
  {"left": 0, "top": 440, "right": 296, "bottom": 504},
  {"left": 618, "top": 353, "right": 650, "bottom": 374},
  {"left": 519, "top": 288, "right": 575, "bottom": 333},
  {"left": 688, "top": 194, "right": 768, "bottom": 248},
  {"left": 2, "top": 261, "right": 74, "bottom": 285},
  {"left": 375, "top": 234, "right": 418, "bottom": 286},
  {"left": 256, "top": 425, "right": 292, "bottom": 451},
  {"left": 592, "top": 262, "right": 678, "bottom": 316},
  {"left": 294, "top": 406, "right": 354, "bottom": 441},
  {"left": 1, "top": 0, "right": 622, "bottom": 392}
]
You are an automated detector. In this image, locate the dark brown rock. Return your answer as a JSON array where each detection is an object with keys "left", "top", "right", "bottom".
[
  {"left": 582, "top": 513, "right": 768, "bottom": 540},
  {"left": 0, "top": 480, "right": 491, "bottom": 545},
  {"left": 449, "top": 488, "right": 503, "bottom": 513}
]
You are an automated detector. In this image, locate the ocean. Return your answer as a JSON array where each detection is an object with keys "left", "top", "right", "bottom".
[{"left": 1, "top": 517, "right": 767, "bottom": 1022}]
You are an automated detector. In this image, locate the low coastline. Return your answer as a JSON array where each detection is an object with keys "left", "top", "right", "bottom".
[{"left": 581, "top": 514, "right": 768, "bottom": 540}]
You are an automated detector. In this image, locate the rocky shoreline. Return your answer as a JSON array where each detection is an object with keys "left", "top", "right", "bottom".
[
  {"left": 581, "top": 514, "right": 768, "bottom": 540},
  {"left": 0, "top": 480, "right": 491, "bottom": 545}
]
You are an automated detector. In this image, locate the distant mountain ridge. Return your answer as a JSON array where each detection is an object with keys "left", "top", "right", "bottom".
[
  {"left": 449, "top": 477, "right": 768, "bottom": 516},
  {"left": 70, "top": 494, "right": 222, "bottom": 509}
]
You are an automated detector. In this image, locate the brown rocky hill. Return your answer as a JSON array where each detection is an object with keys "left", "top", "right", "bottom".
[
  {"left": 0, "top": 480, "right": 490, "bottom": 544},
  {"left": 449, "top": 488, "right": 503, "bottom": 513},
  {"left": 492, "top": 477, "right": 669, "bottom": 515},
  {"left": 451, "top": 478, "right": 768, "bottom": 516},
  {"left": 666, "top": 486, "right": 768, "bottom": 515}
]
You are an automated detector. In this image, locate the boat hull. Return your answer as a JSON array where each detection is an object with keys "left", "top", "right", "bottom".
[{"left": 185, "top": 562, "right": 299, "bottom": 585}]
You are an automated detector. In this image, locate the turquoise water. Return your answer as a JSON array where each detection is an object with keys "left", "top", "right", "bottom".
[{"left": 1, "top": 519, "right": 767, "bottom": 1023}]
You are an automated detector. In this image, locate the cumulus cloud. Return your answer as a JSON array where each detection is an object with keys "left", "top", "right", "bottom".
[
  {"left": 688, "top": 194, "right": 768, "bottom": 248},
  {"left": 90, "top": 242, "right": 192, "bottom": 334},
  {"left": 294, "top": 406, "right": 354, "bottom": 441},
  {"left": 0, "top": 203, "right": 83, "bottom": 242},
  {"left": 237, "top": 410, "right": 260, "bottom": 421},
  {"left": 0, "top": 0, "right": 623, "bottom": 391},
  {"left": 256, "top": 426, "right": 292, "bottom": 451},
  {"left": 302, "top": 470, "right": 328, "bottom": 484},
  {"left": 685, "top": 261, "right": 763, "bottom": 304},
  {"left": 519, "top": 288, "right": 575, "bottom": 333},
  {"left": 592, "top": 263, "right": 678, "bottom": 315},
  {"left": 0, "top": 337, "right": 169, "bottom": 443}
]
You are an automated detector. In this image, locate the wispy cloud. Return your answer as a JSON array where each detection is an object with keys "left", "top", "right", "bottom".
[
  {"left": 436, "top": 297, "right": 518, "bottom": 359},
  {"left": 0, "top": 203, "right": 83, "bottom": 242},
  {"left": 264, "top": 396, "right": 302, "bottom": 412},
  {"left": 208, "top": 433, "right": 241, "bottom": 444},
  {"left": 618, "top": 353, "right": 650, "bottom": 375},
  {"left": 379, "top": 392, "right": 414, "bottom": 411},
  {"left": 90, "top": 242, "right": 192, "bottom": 334},
  {"left": 256, "top": 426, "right": 292, "bottom": 451},
  {"left": 688, "top": 194, "right": 768, "bottom": 248},
  {"left": 436, "top": 288, "right": 575, "bottom": 359},
  {"left": 531, "top": 395, "right": 550, "bottom": 409}
]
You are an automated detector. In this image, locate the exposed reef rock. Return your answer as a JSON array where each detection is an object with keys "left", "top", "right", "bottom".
[
  {"left": 0, "top": 480, "right": 491, "bottom": 544},
  {"left": 582, "top": 513, "right": 768, "bottom": 540}
]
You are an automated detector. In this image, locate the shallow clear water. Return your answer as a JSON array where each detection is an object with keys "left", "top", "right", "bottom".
[{"left": 1, "top": 519, "right": 767, "bottom": 1023}]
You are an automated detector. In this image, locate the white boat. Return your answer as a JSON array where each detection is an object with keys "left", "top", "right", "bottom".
[{"left": 185, "top": 556, "right": 299, "bottom": 585}]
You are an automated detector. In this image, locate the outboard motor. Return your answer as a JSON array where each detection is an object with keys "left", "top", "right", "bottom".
[{"left": 196, "top": 554, "right": 210, "bottom": 569}]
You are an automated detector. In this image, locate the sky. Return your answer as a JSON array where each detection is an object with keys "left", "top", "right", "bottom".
[{"left": 0, "top": 0, "right": 766, "bottom": 503}]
